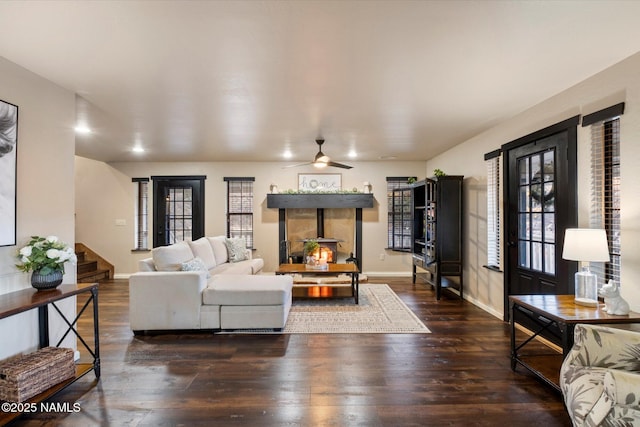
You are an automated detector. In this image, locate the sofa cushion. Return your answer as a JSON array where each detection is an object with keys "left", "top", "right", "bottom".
[
  {"left": 152, "top": 241, "right": 194, "bottom": 271},
  {"left": 208, "top": 236, "right": 228, "bottom": 265},
  {"left": 225, "top": 237, "right": 248, "bottom": 262},
  {"left": 188, "top": 237, "right": 217, "bottom": 270},
  {"left": 213, "top": 261, "right": 252, "bottom": 275},
  {"left": 181, "top": 257, "right": 211, "bottom": 278},
  {"left": 203, "top": 275, "right": 293, "bottom": 306}
]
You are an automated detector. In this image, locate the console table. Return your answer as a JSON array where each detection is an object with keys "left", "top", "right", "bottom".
[
  {"left": 509, "top": 294, "right": 640, "bottom": 391},
  {"left": 0, "top": 283, "right": 99, "bottom": 425}
]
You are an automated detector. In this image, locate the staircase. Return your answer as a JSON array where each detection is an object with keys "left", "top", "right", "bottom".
[{"left": 75, "top": 243, "right": 114, "bottom": 283}]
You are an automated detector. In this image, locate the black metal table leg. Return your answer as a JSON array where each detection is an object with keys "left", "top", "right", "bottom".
[{"left": 92, "top": 287, "right": 101, "bottom": 378}]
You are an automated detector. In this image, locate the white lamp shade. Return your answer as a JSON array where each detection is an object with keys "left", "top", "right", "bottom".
[{"left": 562, "top": 228, "right": 611, "bottom": 262}]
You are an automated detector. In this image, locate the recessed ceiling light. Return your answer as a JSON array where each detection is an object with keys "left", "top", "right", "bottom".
[
  {"left": 348, "top": 150, "right": 357, "bottom": 158},
  {"left": 283, "top": 150, "right": 292, "bottom": 159},
  {"left": 132, "top": 146, "right": 145, "bottom": 153},
  {"left": 74, "top": 125, "right": 91, "bottom": 134}
]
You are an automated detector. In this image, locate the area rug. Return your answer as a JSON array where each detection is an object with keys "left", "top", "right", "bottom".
[{"left": 223, "top": 284, "right": 430, "bottom": 334}]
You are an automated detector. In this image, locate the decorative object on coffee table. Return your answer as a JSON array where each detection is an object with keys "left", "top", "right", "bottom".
[
  {"left": 304, "top": 239, "right": 320, "bottom": 267},
  {"left": 15, "top": 235, "right": 77, "bottom": 290}
]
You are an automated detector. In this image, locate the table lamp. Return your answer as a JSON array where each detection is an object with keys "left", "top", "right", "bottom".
[{"left": 562, "top": 228, "right": 610, "bottom": 307}]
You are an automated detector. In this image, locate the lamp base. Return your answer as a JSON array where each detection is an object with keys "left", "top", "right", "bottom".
[
  {"left": 574, "top": 297, "right": 598, "bottom": 307},
  {"left": 574, "top": 267, "right": 599, "bottom": 308}
]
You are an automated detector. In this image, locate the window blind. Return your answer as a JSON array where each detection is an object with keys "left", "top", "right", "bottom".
[
  {"left": 225, "top": 177, "right": 254, "bottom": 248},
  {"left": 589, "top": 118, "right": 621, "bottom": 287},
  {"left": 485, "top": 152, "right": 501, "bottom": 269},
  {"left": 132, "top": 178, "right": 149, "bottom": 250},
  {"left": 386, "top": 177, "right": 415, "bottom": 249}
]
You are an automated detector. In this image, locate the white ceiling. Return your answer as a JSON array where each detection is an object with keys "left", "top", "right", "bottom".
[{"left": 1, "top": 1, "right": 640, "bottom": 164}]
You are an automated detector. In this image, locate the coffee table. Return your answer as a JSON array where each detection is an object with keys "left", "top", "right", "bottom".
[
  {"left": 275, "top": 263, "right": 360, "bottom": 304},
  {"left": 509, "top": 294, "right": 640, "bottom": 391}
]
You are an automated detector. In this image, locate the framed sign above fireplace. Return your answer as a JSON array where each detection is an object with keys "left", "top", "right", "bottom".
[{"left": 298, "top": 173, "right": 341, "bottom": 192}]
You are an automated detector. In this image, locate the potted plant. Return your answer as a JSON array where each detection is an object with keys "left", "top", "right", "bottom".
[
  {"left": 16, "top": 235, "right": 77, "bottom": 290},
  {"left": 304, "top": 239, "right": 320, "bottom": 265}
]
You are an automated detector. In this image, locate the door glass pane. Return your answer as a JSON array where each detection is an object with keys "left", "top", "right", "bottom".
[
  {"left": 544, "top": 213, "right": 555, "bottom": 243},
  {"left": 531, "top": 184, "right": 542, "bottom": 212},
  {"left": 532, "top": 242, "right": 542, "bottom": 271},
  {"left": 543, "top": 151, "right": 554, "bottom": 181},
  {"left": 531, "top": 155, "right": 541, "bottom": 183},
  {"left": 519, "top": 158, "right": 529, "bottom": 185},
  {"left": 543, "top": 183, "right": 555, "bottom": 212},
  {"left": 531, "top": 213, "right": 542, "bottom": 242},
  {"left": 519, "top": 214, "right": 529, "bottom": 240},
  {"left": 519, "top": 241, "right": 530, "bottom": 268},
  {"left": 519, "top": 186, "right": 529, "bottom": 211},
  {"left": 544, "top": 244, "right": 555, "bottom": 275}
]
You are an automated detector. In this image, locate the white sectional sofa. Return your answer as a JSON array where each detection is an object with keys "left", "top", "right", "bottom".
[{"left": 129, "top": 236, "right": 293, "bottom": 333}]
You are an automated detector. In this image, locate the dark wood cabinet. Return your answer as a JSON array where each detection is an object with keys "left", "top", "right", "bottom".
[{"left": 411, "top": 176, "right": 463, "bottom": 299}]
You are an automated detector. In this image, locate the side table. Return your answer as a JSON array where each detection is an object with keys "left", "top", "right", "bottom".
[
  {"left": 509, "top": 294, "right": 640, "bottom": 391},
  {"left": 0, "top": 283, "right": 100, "bottom": 425}
]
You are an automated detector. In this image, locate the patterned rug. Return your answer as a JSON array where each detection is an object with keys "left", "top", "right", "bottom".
[{"left": 224, "top": 284, "right": 430, "bottom": 334}]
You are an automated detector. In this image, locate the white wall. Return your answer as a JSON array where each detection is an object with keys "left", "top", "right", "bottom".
[
  {"left": 75, "top": 159, "right": 425, "bottom": 276},
  {"left": 0, "top": 57, "right": 76, "bottom": 359},
  {"left": 427, "top": 51, "right": 640, "bottom": 317}
]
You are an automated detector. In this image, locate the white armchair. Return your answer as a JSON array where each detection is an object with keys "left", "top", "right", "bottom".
[{"left": 560, "top": 324, "right": 640, "bottom": 426}]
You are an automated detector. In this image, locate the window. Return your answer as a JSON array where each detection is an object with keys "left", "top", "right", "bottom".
[
  {"left": 225, "top": 177, "right": 255, "bottom": 248},
  {"left": 485, "top": 150, "right": 501, "bottom": 270},
  {"left": 133, "top": 178, "right": 149, "bottom": 250},
  {"left": 583, "top": 103, "right": 624, "bottom": 287},
  {"left": 387, "top": 177, "right": 415, "bottom": 250}
]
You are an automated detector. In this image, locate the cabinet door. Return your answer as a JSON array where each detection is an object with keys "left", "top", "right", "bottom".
[{"left": 437, "top": 178, "right": 462, "bottom": 264}]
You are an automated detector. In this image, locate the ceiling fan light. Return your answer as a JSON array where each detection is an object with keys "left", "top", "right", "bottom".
[{"left": 313, "top": 161, "right": 328, "bottom": 169}]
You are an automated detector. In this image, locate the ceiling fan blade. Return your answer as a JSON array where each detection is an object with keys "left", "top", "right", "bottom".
[
  {"left": 282, "top": 161, "right": 313, "bottom": 169},
  {"left": 327, "top": 161, "right": 353, "bottom": 169}
]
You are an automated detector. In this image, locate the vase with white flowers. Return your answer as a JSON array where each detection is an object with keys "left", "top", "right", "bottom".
[{"left": 16, "top": 236, "right": 77, "bottom": 290}]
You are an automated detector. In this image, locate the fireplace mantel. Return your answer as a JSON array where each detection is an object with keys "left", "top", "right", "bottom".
[{"left": 266, "top": 193, "right": 374, "bottom": 209}]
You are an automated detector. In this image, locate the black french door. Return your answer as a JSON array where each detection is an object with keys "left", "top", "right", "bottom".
[
  {"left": 503, "top": 117, "right": 579, "bottom": 319},
  {"left": 152, "top": 176, "right": 206, "bottom": 247}
]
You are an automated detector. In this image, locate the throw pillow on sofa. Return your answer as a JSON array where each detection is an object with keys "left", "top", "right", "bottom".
[
  {"left": 225, "top": 237, "right": 248, "bottom": 262},
  {"left": 152, "top": 241, "right": 194, "bottom": 271},
  {"left": 187, "top": 237, "right": 217, "bottom": 270},
  {"left": 181, "top": 256, "right": 211, "bottom": 278}
]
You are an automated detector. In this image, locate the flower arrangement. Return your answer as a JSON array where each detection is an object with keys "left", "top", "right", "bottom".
[{"left": 16, "top": 235, "right": 77, "bottom": 275}]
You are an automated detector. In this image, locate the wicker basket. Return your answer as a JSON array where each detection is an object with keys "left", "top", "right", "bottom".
[{"left": 0, "top": 347, "right": 75, "bottom": 403}]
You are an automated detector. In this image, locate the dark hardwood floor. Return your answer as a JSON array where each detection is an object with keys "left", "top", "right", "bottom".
[{"left": 11, "top": 277, "right": 571, "bottom": 426}]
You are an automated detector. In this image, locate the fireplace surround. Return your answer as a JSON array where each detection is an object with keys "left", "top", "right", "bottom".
[{"left": 266, "top": 193, "right": 374, "bottom": 268}]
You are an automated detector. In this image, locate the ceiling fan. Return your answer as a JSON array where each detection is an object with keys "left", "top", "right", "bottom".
[{"left": 285, "top": 139, "right": 353, "bottom": 169}]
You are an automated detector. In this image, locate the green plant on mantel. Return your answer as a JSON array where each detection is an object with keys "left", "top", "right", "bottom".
[{"left": 433, "top": 169, "right": 446, "bottom": 178}]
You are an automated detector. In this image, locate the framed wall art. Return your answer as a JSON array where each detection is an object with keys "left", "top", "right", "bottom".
[
  {"left": 298, "top": 173, "right": 341, "bottom": 192},
  {"left": 0, "top": 99, "right": 18, "bottom": 246}
]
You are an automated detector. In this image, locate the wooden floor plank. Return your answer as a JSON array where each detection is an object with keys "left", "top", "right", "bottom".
[{"left": 10, "top": 278, "right": 571, "bottom": 426}]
